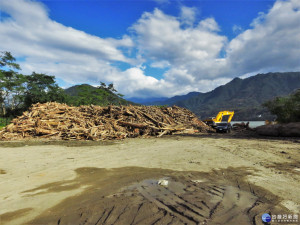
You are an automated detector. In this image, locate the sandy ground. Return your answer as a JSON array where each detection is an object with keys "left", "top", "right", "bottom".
[{"left": 0, "top": 134, "right": 299, "bottom": 225}]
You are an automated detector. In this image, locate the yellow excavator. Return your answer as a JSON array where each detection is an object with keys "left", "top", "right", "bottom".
[{"left": 203, "top": 111, "right": 234, "bottom": 127}]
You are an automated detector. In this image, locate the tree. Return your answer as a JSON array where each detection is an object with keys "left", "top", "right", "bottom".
[
  {"left": 263, "top": 89, "right": 300, "bottom": 123},
  {"left": 97, "top": 82, "right": 117, "bottom": 93},
  {"left": 99, "top": 82, "right": 106, "bottom": 89},
  {"left": 66, "top": 82, "right": 128, "bottom": 107},
  {"left": 1, "top": 52, "right": 130, "bottom": 117},
  {"left": 0, "top": 51, "right": 26, "bottom": 116},
  {"left": 107, "top": 83, "right": 117, "bottom": 92},
  {"left": 0, "top": 51, "right": 20, "bottom": 69},
  {"left": 23, "top": 72, "right": 67, "bottom": 109},
  {"left": 75, "top": 85, "right": 109, "bottom": 106}
]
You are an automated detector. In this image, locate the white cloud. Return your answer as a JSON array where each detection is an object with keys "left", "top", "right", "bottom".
[
  {"left": 115, "top": 68, "right": 231, "bottom": 98},
  {"left": 150, "top": 60, "right": 170, "bottom": 68},
  {"left": 232, "top": 25, "right": 243, "bottom": 34},
  {"left": 131, "top": 8, "right": 227, "bottom": 81},
  {"left": 227, "top": 0, "right": 300, "bottom": 74},
  {"left": 198, "top": 18, "right": 220, "bottom": 32},
  {"left": 0, "top": 0, "right": 145, "bottom": 98},
  {"left": 0, "top": 0, "right": 300, "bottom": 99},
  {"left": 180, "top": 6, "right": 197, "bottom": 27},
  {"left": 131, "top": 0, "right": 300, "bottom": 96},
  {"left": 0, "top": 0, "right": 133, "bottom": 66}
]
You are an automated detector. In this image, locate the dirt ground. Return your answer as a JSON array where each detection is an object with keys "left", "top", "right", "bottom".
[{"left": 0, "top": 133, "right": 299, "bottom": 225}]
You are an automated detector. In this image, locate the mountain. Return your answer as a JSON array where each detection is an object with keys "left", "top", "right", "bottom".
[
  {"left": 64, "top": 84, "right": 135, "bottom": 106},
  {"left": 65, "top": 84, "right": 93, "bottom": 96},
  {"left": 126, "top": 97, "right": 169, "bottom": 105},
  {"left": 126, "top": 92, "right": 200, "bottom": 106},
  {"left": 145, "top": 72, "right": 300, "bottom": 121},
  {"left": 145, "top": 92, "right": 201, "bottom": 106}
]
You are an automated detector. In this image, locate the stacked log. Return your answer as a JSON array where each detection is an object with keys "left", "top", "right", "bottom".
[{"left": 0, "top": 102, "right": 212, "bottom": 141}]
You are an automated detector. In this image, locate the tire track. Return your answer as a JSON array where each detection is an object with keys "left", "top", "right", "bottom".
[{"left": 28, "top": 168, "right": 285, "bottom": 225}]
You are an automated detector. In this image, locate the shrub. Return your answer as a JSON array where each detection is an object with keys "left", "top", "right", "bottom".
[{"left": 263, "top": 89, "right": 300, "bottom": 123}]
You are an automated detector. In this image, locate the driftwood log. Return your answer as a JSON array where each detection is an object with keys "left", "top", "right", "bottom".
[
  {"left": 256, "top": 123, "right": 300, "bottom": 137},
  {"left": 0, "top": 102, "right": 212, "bottom": 141}
]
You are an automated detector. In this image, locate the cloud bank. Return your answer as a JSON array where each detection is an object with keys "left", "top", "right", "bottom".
[
  {"left": 0, "top": 0, "right": 299, "bottom": 98},
  {"left": 227, "top": 0, "right": 300, "bottom": 75}
]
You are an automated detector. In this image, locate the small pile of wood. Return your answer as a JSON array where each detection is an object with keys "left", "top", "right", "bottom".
[
  {"left": 0, "top": 102, "right": 212, "bottom": 140},
  {"left": 232, "top": 122, "right": 250, "bottom": 131}
]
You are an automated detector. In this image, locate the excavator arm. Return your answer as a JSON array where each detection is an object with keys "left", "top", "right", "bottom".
[
  {"left": 213, "top": 111, "right": 234, "bottom": 123},
  {"left": 227, "top": 112, "right": 234, "bottom": 123},
  {"left": 204, "top": 111, "right": 234, "bottom": 127}
]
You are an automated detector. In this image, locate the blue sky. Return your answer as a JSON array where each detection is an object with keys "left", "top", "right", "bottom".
[
  {"left": 42, "top": 0, "right": 274, "bottom": 40},
  {"left": 0, "top": 0, "right": 299, "bottom": 98}
]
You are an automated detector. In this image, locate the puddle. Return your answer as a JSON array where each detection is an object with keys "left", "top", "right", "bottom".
[
  {"left": 20, "top": 166, "right": 290, "bottom": 225},
  {"left": 191, "top": 179, "right": 206, "bottom": 183}
]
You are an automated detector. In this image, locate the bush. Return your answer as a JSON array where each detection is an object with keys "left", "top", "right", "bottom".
[
  {"left": 263, "top": 89, "right": 300, "bottom": 123},
  {"left": 0, "top": 117, "right": 13, "bottom": 128}
]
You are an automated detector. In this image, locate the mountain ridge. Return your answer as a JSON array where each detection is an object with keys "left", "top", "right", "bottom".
[{"left": 142, "top": 72, "right": 300, "bottom": 120}]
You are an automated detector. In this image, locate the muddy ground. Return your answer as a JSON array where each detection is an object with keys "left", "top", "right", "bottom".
[{"left": 0, "top": 133, "right": 299, "bottom": 225}]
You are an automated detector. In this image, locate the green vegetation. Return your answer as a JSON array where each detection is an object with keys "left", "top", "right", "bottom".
[
  {"left": 64, "top": 83, "right": 132, "bottom": 106},
  {"left": 0, "top": 51, "right": 68, "bottom": 118},
  {"left": 0, "top": 51, "right": 132, "bottom": 123},
  {"left": 263, "top": 89, "right": 300, "bottom": 123},
  {"left": 0, "top": 117, "right": 12, "bottom": 129}
]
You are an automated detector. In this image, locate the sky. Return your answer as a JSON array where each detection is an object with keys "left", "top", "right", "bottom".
[{"left": 0, "top": 0, "right": 299, "bottom": 99}]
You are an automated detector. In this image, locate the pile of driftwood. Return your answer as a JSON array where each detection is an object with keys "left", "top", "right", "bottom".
[
  {"left": 232, "top": 122, "right": 250, "bottom": 131},
  {"left": 256, "top": 122, "right": 300, "bottom": 137},
  {"left": 0, "top": 102, "right": 212, "bottom": 140}
]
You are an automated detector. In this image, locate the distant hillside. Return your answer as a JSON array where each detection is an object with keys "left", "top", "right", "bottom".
[
  {"left": 126, "top": 97, "right": 169, "bottom": 105},
  {"left": 147, "top": 72, "right": 300, "bottom": 121},
  {"left": 64, "top": 84, "right": 135, "bottom": 106},
  {"left": 65, "top": 84, "right": 93, "bottom": 96},
  {"left": 145, "top": 92, "right": 201, "bottom": 106},
  {"left": 126, "top": 92, "right": 201, "bottom": 105}
]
